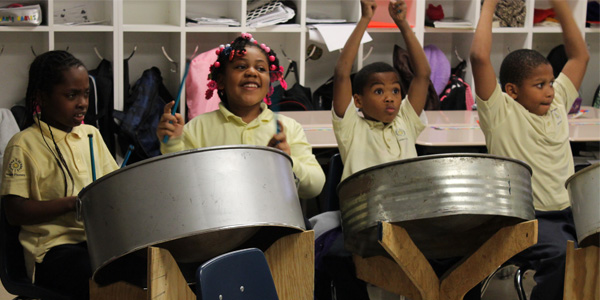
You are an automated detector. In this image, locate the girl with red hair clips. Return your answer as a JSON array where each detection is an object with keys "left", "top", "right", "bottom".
[{"left": 157, "top": 33, "right": 325, "bottom": 200}]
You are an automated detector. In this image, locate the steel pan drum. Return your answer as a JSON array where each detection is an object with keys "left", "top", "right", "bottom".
[
  {"left": 566, "top": 162, "right": 599, "bottom": 247},
  {"left": 338, "top": 153, "right": 535, "bottom": 259},
  {"left": 78, "top": 145, "right": 305, "bottom": 284}
]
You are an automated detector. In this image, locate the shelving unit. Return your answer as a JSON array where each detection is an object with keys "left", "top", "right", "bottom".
[{"left": 0, "top": 0, "right": 597, "bottom": 116}]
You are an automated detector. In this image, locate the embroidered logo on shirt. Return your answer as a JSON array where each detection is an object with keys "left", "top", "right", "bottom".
[
  {"left": 551, "top": 108, "right": 562, "bottom": 126},
  {"left": 7, "top": 158, "right": 24, "bottom": 176},
  {"left": 395, "top": 128, "right": 407, "bottom": 141}
]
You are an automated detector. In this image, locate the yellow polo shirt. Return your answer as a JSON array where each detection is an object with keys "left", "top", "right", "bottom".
[
  {"left": 160, "top": 102, "right": 325, "bottom": 199},
  {"left": 333, "top": 98, "right": 426, "bottom": 181},
  {"left": 1, "top": 119, "right": 118, "bottom": 279},
  {"left": 476, "top": 73, "right": 578, "bottom": 211}
]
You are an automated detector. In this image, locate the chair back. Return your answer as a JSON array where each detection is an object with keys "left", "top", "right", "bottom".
[
  {"left": 196, "top": 248, "right": 279, "bottom": 300},
  {"left": 0, "top": 202, "right": 69, "bottom": 299},
  {"left": 324, "top": 153, "right": 343, "bottom": 211}
]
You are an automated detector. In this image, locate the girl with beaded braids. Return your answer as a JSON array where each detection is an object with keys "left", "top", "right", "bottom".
[
  {"left": 157, "top": 33, "right": 325, "bottom": 200},
  {"left": 1, "top": 50, "right": 118, "bottom": 299}
]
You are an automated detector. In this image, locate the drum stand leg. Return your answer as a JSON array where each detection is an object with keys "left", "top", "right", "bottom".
[
  {"left": 264, "top": 230, "right": 315, "bottom": 300},
  {"left": 89, "top": 230, "right": 315, "bottom": 300},
  {"left": 563, "top": 240, "right": 599, "bottom": 300},
  {"left": 354, "top": 220, "right": 538, "bottom": 300}
]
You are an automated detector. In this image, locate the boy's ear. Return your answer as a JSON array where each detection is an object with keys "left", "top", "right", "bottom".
[
  {"left": 353, "top": 93, "right": 363, "bottom": 109},
  {"left": 505, "top": 83, "right": 518, "bottom": 100}
]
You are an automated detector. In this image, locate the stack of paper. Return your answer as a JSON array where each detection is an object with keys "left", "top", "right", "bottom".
[
  {"left": 433, "top": 18, "right": 472, "bottom": 29},
  {"left": 187, "top": 17, "right": 240, "bottom": 27}
]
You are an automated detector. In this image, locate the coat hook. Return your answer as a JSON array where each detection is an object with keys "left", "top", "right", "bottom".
[
  {"left": 0, "top": 45, "right": 4, "bottom": 56},
  {"left": 363, "top": 46, "right": 373, "bottom": 61},
  {"left": 189, "top": 45, "right": 199, "bottom": 60},
  {"left": 161, "top": 46, "right": 177, "bottom": 73},
  {"left": 126, "top": 45, "right": 137, "bottom": 61},
  {"left": 31, "top": 45, "right": 37, "bottom": 57},
  {"left": 280, "top": 46, "right": 293, "bottom": 63},
  {"left": 454, "top": 47, "right": 464, "bottom": 62},
  {"left": 65, "top": 46, "right": 70, "bottom": 52},
  {"left": 93, "top": 46, "right": 103, "bottom": 61}
]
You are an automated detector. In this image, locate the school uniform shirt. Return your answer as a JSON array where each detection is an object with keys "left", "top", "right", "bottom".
[
  {"left": 476, "top": 73, "right": 578, "bottom": 211},
  {"left": 1, "top": 119, "right": 118, "bottom": 280},
  {"left": 333, "top": 97, "right": 426, "bottom": 181},
  {"left": 160, "top": 102, "right": 325, "bottom": 199}
]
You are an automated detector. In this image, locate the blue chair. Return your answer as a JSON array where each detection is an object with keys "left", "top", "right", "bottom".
[
  {"left": 0, "top": 203, "right": 70, "bottom": 300},
  {"left": 196, "top": 248, "right": 279, "bottom": 300}
]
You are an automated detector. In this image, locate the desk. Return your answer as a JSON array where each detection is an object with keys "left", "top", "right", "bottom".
[
  {"left": 418, "top": 106, "right": 600, "bottom": 146},
  {"left": 280, "top": 107, "right": 600, "bottom": 149},
  {"left": 280, "top": 110, "right": 336, "bottom": 149}
]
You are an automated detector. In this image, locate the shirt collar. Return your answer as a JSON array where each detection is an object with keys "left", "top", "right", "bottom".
[
  {"left": 33, "top": 116, "right": 85, "bottom": 141},
  {"left": 218, "top": 102, "right": 274, "bottom": 126},
  {"left": 362, "top": 116, "right": 392, "bottom": 129}
]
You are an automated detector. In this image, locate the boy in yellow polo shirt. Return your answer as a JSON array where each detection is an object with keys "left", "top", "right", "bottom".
[
  {"left": 332, "top": 0, "right": 429, "bottom": 181},
  {"left": 470, "top": 1, "right": 589, "bottom": 299}
]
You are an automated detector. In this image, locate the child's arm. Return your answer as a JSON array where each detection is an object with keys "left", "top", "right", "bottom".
[
  {"left": 552, "top": 0, "right": 589, "bottom": 90},
  {"left": 157, "top": 100, "right": 185, "bottom": 141},
  {"left": 332, "top": 0, "right": 376, "bottom": 118},
  {"left": 470, "top": 0, "right": 499, "bottom": 101},
  {"left": 389, "top": 0, "right": 430, "bottom": 116},
  {"left": 2, "top": 195, "right": 77, "bottom": 225}
]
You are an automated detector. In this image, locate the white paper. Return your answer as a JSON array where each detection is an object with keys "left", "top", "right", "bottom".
[{"left": 310, "top": 24, "right": 372, "bottom": 52}]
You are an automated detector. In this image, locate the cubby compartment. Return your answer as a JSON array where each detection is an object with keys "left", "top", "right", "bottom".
[
  {"left": 582, "top": 32, "right": 599, "bottom": 103},
  {"left": 122, "top": 32, "right": 182, "bottom": 101},
  {"left": 306, "top": 0, "right": 359, "bottom": 23},
  {"left": 186, "top": 0, "right": 242, "bottom": 28},
  {"left": 123, "top": 0, "right": 181, "bottom": 26},
  {"left": 0, "top": 32, "right": 49, "bottom": 108},
  {"left": 53, "top": 0, "right": 113, "bottom": 25},
  {"left": 54, "top": 32, "right": 114, "bottom": 69},
  {"left": 423, "top": 32, "right": 473, "bottom": 80},
  {"left": 424, "top": 0, "right": 478, "bottom": 30},
  {"left": 488, "top": 33, "right": 530, "bottom": 75}
]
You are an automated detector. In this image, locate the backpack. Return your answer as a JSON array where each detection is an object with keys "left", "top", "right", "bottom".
[
  {"left": 114, "top": 66, "right": 173, "bottom": 164},
  {"left": 85, "top": 59, "right": 116, "bottom": 156},
  {"left": 269, "top": 61, "right": 314, "bottom": 111},
  {"left": 312, "top": 74, "right": 356, "bottom": 111}
]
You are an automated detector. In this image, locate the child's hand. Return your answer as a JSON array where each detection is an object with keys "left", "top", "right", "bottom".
[
  {"left": 156, "top": 101, "right": 184, "bottom": 141},
  {"left": 388, "top": 0, "right": 407, "bottom": 24},
  {"left": 267, "top": 121, "right": 291, "bottom": 155},
  {"left": 360, "top": 0, "right": 377, "bottom": 20}
]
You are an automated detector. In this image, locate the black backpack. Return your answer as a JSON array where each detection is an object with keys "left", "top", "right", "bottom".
[
  {"left": 114, "top": 66, "right": 173, "bottom": 164},
  {"left": 269, "top": 61, "right": 314, "bottom": 111}
]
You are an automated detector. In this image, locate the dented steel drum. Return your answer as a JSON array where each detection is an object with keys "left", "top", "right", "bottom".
[
  {"left": 566, "top": 162, "right": 600, "bottom": 247},
  {"left": 338, "top": 153, "right": 535, "bottom": 259},
  {"left": 78, "top": 145, "right": 305, "bottom": 283}
]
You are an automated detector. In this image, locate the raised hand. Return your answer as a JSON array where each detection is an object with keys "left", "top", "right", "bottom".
[
  {"left": 388, "top": 0, "right": 407, "bottom": 24},
  {"left": 360, "top": 0, "right": 377, "bottom": 20}
]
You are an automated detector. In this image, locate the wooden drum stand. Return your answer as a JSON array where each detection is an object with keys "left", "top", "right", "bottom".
[
  {"left": 88, "top": 230, "right": 315, "bottom": 300},
  {"left": 353, "top": 220, "right": 538, "bottom": 300}
]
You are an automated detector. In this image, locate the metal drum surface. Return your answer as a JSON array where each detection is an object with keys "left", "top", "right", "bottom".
[
  {"left": 566, "top": 162, "right": 600, "bottom": 247},
  {"left": 338, "top": 153, "right": 534, "bottom": 259},
  {"left": 78, "top": 145, "right": 305, "bottom": 284}
]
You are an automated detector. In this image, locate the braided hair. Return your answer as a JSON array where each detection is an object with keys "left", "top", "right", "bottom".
[
  {"left": 205, "top": 33, "right": 286, "bottom": 106},
  {"left": 25, "top": 50, "right": 85, "bottom": 128},
  {"left": 25, "top": 50, "right": 85, "bottom": 197}
]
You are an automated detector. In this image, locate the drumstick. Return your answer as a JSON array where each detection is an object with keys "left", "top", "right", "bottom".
[
  {"left": 121, "top": 144, "right": 135, "bottom": 168},
  {"left": 88, "top": 134, "right": 96, "bottom": 181},
  {"left": 163, "top": 46, "right": 199, "bottom": 143}
]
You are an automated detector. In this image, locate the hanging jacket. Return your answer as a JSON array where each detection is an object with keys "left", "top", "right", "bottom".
[
  {"left": 392, "top": 45, "right": 440, "bottom": 110},
  {"left": 86, "top": 59, "right": 116, "bottom": 156},
  {"left": 185, "top": 48, "right": 221, "bottom": 120},
  {"left": 114, "top": 67, "right": 173, "bottom": 164}
]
